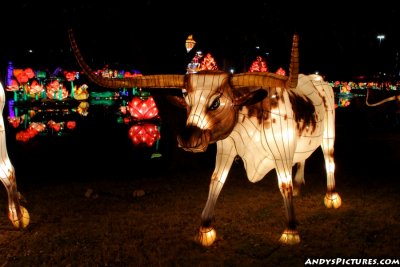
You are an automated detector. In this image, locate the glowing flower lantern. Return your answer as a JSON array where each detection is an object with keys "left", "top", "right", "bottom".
[
  {"left": 8, "top": 117, "right": 21, "bottom": 128},
  {"left": 6, "top": 79, "right": 19, "bottom": 91},
  {"left": 185, "top": 35, "right": 196, "bottom": 53},
  {"left": 340, "top": 84, "right": 351, "bottom": 94},
  {"left": 14, "top": 70, "right": 29, "bottom": 99},
  {"left": 29, "top": 122, "right": 46, "bottom": 133},
  {"left": 128, "top": 96, "right": 159, "bottom": 120},
  {"left": 29, "top": 80, "right": 44, "bottom": 100},
  {"left": 48, "top": 120, "right": 62, "bottom": 132},
  {"left": 276, "top": 67, "right": 286, "bottom": 76},
  {"left": 128, "top": 123, "right": 161, "bottom": 147},
  {"left": 46, "top": 80, "right": 69, "bottom": 100},
  {"left": 6, "top": 80, "right": 20, "bottom": 101},
  {"left": 249, "top": 56, "right": 268, "bottom": 72},
  {"left": 24, "top": 68, "right": 35, "bottom": 79},
  {"left": 200, "top": 53, "right": 218, "bottom": 71},
  {"left": 64, "top": 71, "right": 76, "bottom": 98},
  {"left": 66, "top": 121, "right": 76, "bottom": 130}
]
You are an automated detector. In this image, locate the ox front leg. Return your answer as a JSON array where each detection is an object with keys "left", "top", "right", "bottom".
[
  {"left": 197, "top": 142, "right": 236, "bottom": 247},
  {"left": 321, "top": 137, "right": 342, "bottom": 209},
  {"left": 0, "top": 83, "right": 29, "bottom": 229},
  {"left": 0, "top": 167, "right": 30, "bottom": 229},
  {"left": 276, "top": 161, "right": 300, "bottom": 245}
]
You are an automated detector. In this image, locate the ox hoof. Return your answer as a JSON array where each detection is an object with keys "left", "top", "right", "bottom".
[
  {"left": 279, "top": 229, "right": 300, "bottom": 245},
  {"left": 197, "top": 226, "right": 217, "bottom": 247},
  {"left": 324, "top": 192, "right": 342, "bottom": 209},
  {"left": 9, "top": 206, "right": 30, "bottom": 229},
  {"left": 293, "top": 186, "right": 301, "bottom": 197}
]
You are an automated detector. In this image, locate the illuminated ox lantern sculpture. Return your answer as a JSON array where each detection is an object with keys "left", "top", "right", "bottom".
[
  {"left": 0, "top": 82, "right": 30, "bottom": 229},
  {"left": 69, "top": 30, "right": 342, "bottom": 246}
]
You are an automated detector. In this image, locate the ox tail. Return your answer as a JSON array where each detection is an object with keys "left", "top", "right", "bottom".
[
  {"left": 366, "top": 88, "right": 400, "bottom": 106},
  {"left": 286, "top": 34, "right": 299, "bottom": 89},
  {"left": 68, "top": 29, "right": 185, "bottom": 89}
]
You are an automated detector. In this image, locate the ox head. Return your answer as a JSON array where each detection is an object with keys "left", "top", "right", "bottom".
[{"left": 68, "top": 29, "right": 299, "bottom": 152}]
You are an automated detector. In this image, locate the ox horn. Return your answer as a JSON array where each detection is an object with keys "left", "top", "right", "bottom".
[
  {"left": 286, "top": 34, "right": 299, "bottom": 89},
  {"left": 230, "top": 72, "right": 288, "bottom": 90},
  {"left": 68, "top": 29, "right": 185, "bottom": 89}
]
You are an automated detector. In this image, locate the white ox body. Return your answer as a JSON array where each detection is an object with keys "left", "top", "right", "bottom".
[{"left": 176, "top": 72, "right": 341, "bottom": 246}]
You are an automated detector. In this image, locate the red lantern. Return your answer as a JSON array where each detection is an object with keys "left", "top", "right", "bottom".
[
  {"left": 66, "top": 121, "right": 76, "bottom": 130},
  {"left": 64, "top": 71, "right": 76, "bottom": 82},
  {"left": 16, "top": 72, "right": 29, "bottom": 85},
  {"left": 200, "top": 53, "right": 218, "bottom": 71},
  {"left": 276, "top": 67, "right": 286, "bottom": 76},
  {"left": 128, "top": 123, "right": 160, "bottom": 147},
  {"left": 7, "top": 79, "right": 19, "bottom": 91},
  {"left": 24, "top": 68, "right": 35, "bottom": 79},
  {"left": 8, "top": 117, "right": 20, "bottom": 128},
  {"left": 249, "top": 56, "right": 268, "bottom": 72},
  {"left": 128, "top": 96, "right": 159, "bottom": 120},
  {"left": 16, "top": 131, "right": 31, "bottom": 142}
]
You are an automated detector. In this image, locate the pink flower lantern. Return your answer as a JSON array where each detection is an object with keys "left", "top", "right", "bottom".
[
  {"left": 64, "top": 71, "right": 76, "bottom": 98},
  {"left": 128, "top": 96, "right": 159, "bottom": 120},
  {"left": 128, "top": 123, "right": 160, "bottom": 147}
]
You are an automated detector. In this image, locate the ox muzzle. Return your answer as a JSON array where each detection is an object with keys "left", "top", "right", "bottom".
[{"left": 177, "top": 126, "right": 211, "bottom": 153}]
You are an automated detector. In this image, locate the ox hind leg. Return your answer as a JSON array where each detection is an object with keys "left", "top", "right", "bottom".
[
  {"left": 197, "top": 142, "right": 236, "bottom": 247},
  {"left": 321, "top": 137, "right": 342, "bottom": 209},
  {"left": 275, "top": 160, "right": 301, "bottom": 245},
  {"left": 293, "top": 160, "right": 305, "bottom": 196}
]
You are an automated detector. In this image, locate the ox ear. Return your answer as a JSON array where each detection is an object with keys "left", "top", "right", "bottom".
[
  {"left": 233, "top": 89, "right": 268, "bottom": 107},
  {"left": 166, "top": 95, "right": 188, "bottom": 109}
]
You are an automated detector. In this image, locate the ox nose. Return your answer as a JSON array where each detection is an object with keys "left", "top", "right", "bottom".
[{"left": 177, "top": 126, "right": 211, "bottom": 153}]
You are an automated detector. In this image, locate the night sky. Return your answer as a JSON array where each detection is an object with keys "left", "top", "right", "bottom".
[{"left": 2, "top": 2, "right": 399, "bottom": 81}]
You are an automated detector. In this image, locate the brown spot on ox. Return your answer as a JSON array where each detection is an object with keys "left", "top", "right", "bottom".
[{"left": 288, "top": 91, "right": 317, "bottom": 133}]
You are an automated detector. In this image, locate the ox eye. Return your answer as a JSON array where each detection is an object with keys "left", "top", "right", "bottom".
[{"left": 209, "top": 96, "right": 220, "bottom": 110}]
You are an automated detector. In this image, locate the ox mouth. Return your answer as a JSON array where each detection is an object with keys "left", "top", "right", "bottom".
[
  {"left": 179, "top": 144, "right": 209, "bottom": 153},
  {"left": 177, "top": 127, "right": 211, "bottom": 153}
]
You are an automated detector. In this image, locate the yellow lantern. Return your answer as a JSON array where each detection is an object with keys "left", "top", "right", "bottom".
[{"left": 185, "top": 35, "right": 196, "bottom": 53}]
